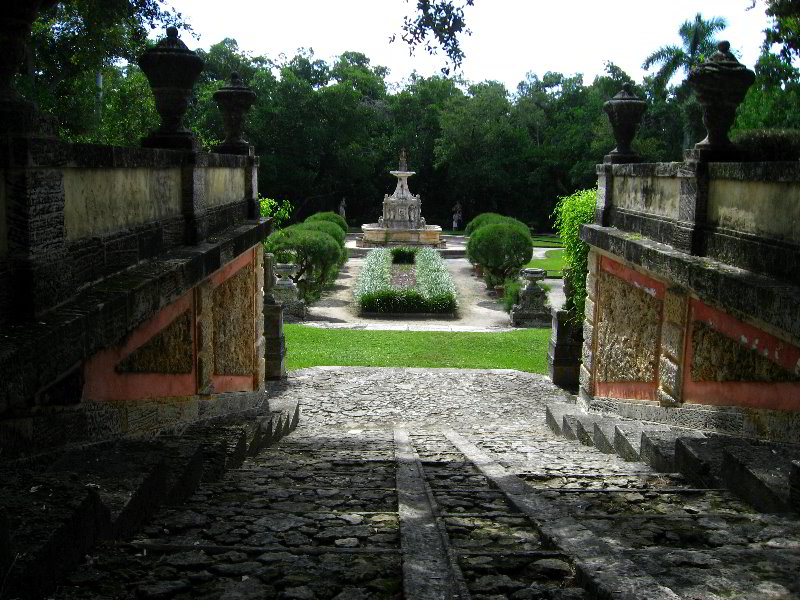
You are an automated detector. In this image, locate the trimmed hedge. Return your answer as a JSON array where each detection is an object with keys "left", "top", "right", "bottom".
[
  {"left": 265, "top": 224, "right": 343, "bottom": 302},
  {"left": 467, "top": 222, "right": 533, "bottom": 288},
  {"left": 552, "top": 188, "right": 596, "bottom": 319},
  {"left": 355, "top": 248, "right": 457, "bottom": 314},
  {"left": 306, "top": 211, "right": 347, "bottom": 233},
  {"left": 465, "top": 212, "right": 506, "bottom": 236},
  {"left": 301, "top": 219, "right": 346, "bottom": 248}
]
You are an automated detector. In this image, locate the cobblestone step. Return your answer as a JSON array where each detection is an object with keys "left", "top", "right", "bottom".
[
  {"left": 639, "top": 429, "right": 706, "bottom": 473},
  {"left": 545, "top": 402, "right": 578, "bottom": 436},
  {"left": 613, "top": 422, "right": 671, "bottom": 461},
  {"left": 591, "top": 417, "right": 622, "bottom": 454},
  {"left": 574, "top": 415, "right": 608, "bottom": 447},
  {"left": 722, "top": 444, "right": 800, "bottom": 514},
  {"left": 0, "top": 404, "right": 298, "bottom": 599},
  {"left": 674, "top": 435, "right": 754, "bottom": 489}
]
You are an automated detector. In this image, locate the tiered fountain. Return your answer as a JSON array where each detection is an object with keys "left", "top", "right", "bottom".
[{"left": 358, "top": 150, "right": 444, "bottom": 248}]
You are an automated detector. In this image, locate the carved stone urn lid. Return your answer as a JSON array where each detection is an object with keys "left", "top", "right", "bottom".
[
  {"left": 213, "top": 72, "right": 256, "bottom": 106},
  {"left": 138, "top": 26, "right": 204, "bottom": 87},
  {"left": 688, "top": 41, "right": 755, "bottom": 103},
  {"left": 604, "top": 82, "right": 646, "bottom": 116}
]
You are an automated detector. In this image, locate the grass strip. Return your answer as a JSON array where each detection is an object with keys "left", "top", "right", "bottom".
[
  {"left": 284, "top": 325, "right": 551, "bottom": 373},
  {"left": 526, "top": 249, "right": 565, "bottom": 272}
]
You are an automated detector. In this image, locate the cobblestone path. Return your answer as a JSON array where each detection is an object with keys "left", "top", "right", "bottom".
[{"left": 57, "top": 368, "right": 800, "bottom": 600}]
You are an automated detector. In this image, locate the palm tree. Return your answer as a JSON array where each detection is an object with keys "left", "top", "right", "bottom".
[{"left": 642, "top": 13, "right": 728, "bottom": 93}]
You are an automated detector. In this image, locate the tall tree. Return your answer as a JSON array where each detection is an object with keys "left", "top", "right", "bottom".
[{"left": 642, "top": 13, "right": 727, "bottom": 94}]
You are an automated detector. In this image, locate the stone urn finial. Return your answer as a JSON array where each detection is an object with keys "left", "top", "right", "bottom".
[
  {"left": 398, "top": 148, "right": 408, "bottom": 171},
  {"left": 687, "top": 40, "right": 755, "bottom": 154},
  {"left": 213, "top": 72, "right": 256, "bottom": 155},
  {"left": 138, "top": 26, "right": 204, "bottom": 150},
  {"left": 603, "top": 82, "right": 647, "bottom": 164}
]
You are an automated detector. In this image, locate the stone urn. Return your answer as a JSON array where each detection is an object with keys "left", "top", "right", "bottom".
[
  {"left": 687, "top": 41, "right": 755, "bottom": 153},
  {"left": 213, "top": 72, "right": 256, "bottom": 155},
  {"left": 603, "top": 83, "right": 647, "bottom": 163},
  {"left": 0, "top": 0, "right": 57, "bottom": 134},
  {"left": 511, "top": 268, "right": 551, "bottom": 327},
  {"left": 138, "top": 27, "right": 204, "bottom": 150}
]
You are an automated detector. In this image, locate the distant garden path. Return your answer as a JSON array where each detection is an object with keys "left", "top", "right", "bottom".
[{"left": 303, "top": 253, "right": 565, "bottom": 332}]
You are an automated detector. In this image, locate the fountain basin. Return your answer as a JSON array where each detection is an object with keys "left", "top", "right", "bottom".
[{"left": 358, "top": 224, "right": 445, "bottom": 248}]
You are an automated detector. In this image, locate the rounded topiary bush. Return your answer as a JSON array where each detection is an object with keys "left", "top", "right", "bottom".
[
  {"left": 306, "top": 211, "right": 348, "bottom": 234},
  {"left": 300, "top": 220, "right": 346, "bottom": 248},
  {"left": 265, "top": 224, "right": 343, "bottom": 301},
  {"left": 465, "top": 212, "right": 506, "bottom": 236},
  {"left": 468, "top": 222, "right": 533, "bottom": 287}
]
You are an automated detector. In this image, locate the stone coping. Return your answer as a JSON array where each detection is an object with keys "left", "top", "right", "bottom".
[
  {"left": 1, "top": 137, "right": 256, "bottom": 169},
  {"left": 597, "top": 160, "right": 800, "bottom": 183},
  {"left": 0, "top": 218, "right": 271, "bottom": 412},
  {"left": 581, "top": 224, "right": 800, "bottom": 342}
]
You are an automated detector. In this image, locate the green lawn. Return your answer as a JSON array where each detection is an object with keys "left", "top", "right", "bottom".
[
  {"left": 526, "top": 248, "right": 566, "bottom": 272},
  {"left": 530, "top": 234, "right": 563, "bottom": 247},
  {"left": 284, "top": 325, "right": 551, "bottom": 373}
]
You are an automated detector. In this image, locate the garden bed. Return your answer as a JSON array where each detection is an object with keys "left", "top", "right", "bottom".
[{"left": 354, "top": 247, "right": 458, "bottom": 315}]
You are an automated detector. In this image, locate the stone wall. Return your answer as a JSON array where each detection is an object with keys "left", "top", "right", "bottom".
[
  {"left": 0, "top": 137, "right": 271, "bottom": 455},
  {"left": 581, "top": 158, "right": 800, "bottom": 442}
]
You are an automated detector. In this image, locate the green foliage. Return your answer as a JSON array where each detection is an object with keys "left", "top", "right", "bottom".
[
  {"left": 552, "top": 189, "right": 596, "bottom": 320},
  {"left": 732, "top": 128, "right": 800, "bottom": 160},
  {"left": 390, "top": 247, "right": 418, "bottom": 264},
  {"left": 259, "top": 196, "right": 293, "bottom": 229},
  {"left": 284, "top": 325, "right": 551, "bottom": 373},
  {"left": 265, "top": 224, "right": 343, "bottom": 302},
  {"left": 465, "top": 213, "right": 506, "bottom": 236},
  {"left": 502, "top": 279, "right": 522, "bottom": 312},
  {"left": 355, "top": 248, "right": 457, "bottom": 314},
  {"left": 467, "top": 223, "right": 533, "bottom": 284},
  {"left": 305, "top": 211, "right": 348, "bottom": 234},
  {"left": 301, "top": 220, "right": 346, "bottom": 248}
]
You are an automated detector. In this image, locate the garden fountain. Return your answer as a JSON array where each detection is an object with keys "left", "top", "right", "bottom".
[{"left": 359, "top": 150, "right": 445, "bottom": 248}]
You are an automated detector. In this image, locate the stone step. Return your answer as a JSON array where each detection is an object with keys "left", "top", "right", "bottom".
[
  {"left": 639, "top": 429, "right": 706, "bottom": 473},
  {"left": 0, "top": 405, "right": 298, "bottom": 600},
  {"left": 592, "top": 417, "right": 623, "bottom": 454},
  {"left": 613, "top": 422, "right": 671, "bottom": 462},
  {"left": 792, "top": 460, "right": 800, "bottom": 511},
  {"left": 0, "top": 469, "right": 110, "bottom": 600},
  {"left": 574, "top": 414, "right": 609, "bottom": 446},
  {"left": 545, "top": 403, "right": 576, "bottom": 436},
  {"left": 674, "top": 435, "right": 753, "bottom": 489},
  {"left": 722, "top": 444, "right": 800, "bottom": 513},
  {"left": 562, "top": 414, "right": 580, "bottom": 441}
]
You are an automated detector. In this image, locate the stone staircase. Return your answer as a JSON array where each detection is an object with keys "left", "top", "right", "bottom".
[
  {"left": 546, "top": 402, "right": 800, "bottom": 515},
  {"left": 0, "top": 403, "right": 299, "bottom": 600}
]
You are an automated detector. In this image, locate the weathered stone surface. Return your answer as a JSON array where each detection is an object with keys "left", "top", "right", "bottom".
[
  {"left": 639, "top": 429, "right": 705, "bottom": 473},
  {"left": 691, "top": 321, "right": 799, "bottom": 382},
  {"left": 117, "top": 309, "right": 193, "bottom": 374},
  {"left": 614, "top": 422, "right": 670, "bottom": 461},
  {"left": 674, "top": 435, "right": 752, "bottom": 488},
  {"left": 546, "top": 403, "right": 576, "bottom": 436},
  {"left": 213, "top": 262, "right": 255, "bottom": 376},
  {"left": 722, "top": 444, "right": 800, "bottom": 513},
  {"left": 594, "top": 271, "right": 661, "bottom": 383}
]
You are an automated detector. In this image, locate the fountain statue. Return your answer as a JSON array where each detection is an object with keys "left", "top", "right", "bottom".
[{"left": 358, "top": 150, "right": 445, "bottom": 248}]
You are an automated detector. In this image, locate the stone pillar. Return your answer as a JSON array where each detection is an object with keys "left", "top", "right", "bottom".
[
  {"left": 2, "top": 141, "right": 72, "bottom": 321},
  {"left": 180, "top": 153, "right": 208, "bottom": 245},
  {"left": 254, "top": 245, "right": 266, "bottom": 389},
  {"left": 263, "top": 253, "right": 286, "bottom": 380},
  {"left": 578, "top": 250, "right": 599, "bottom": 407},
  {"left": 657, "top": 287, "right": 689, "bottom": 406},
  {"left": 548, "top": 307, "right": 583, "bottom": 391},
  {"left": 195, "top": 280, "right": 214, "bottom": 394},
  {"left": 674, "top": 158, "right": 709, "bottom": 255},
  {"left": 595, "top": 163, "right": 614, "bottom": 226}
]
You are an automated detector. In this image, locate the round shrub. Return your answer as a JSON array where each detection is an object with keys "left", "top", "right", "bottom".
[
  {"left": 468, "top": 222, "right": 533, "bottom": 285},
  {"left": 306, "top": 211, "right": 347, "bottom": 234},
  {"left": 465, "top": 212, "right": 506, "bottom": 236},
  {"left": 300, "top": 220, "right": 345, "bottom": 248},
  {"left": 265, "top": 224, "right": 343, "bottom": 301}
]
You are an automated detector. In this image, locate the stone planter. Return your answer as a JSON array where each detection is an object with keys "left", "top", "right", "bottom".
[
  {"left": 213, "top": 72, "right": 256, "bottom": 155},
  {"left": 511, "top": 268, "right": 550, "bottom": 327},
  {"left": 603, "top": 83, "right": 647, "bottom": 164}
]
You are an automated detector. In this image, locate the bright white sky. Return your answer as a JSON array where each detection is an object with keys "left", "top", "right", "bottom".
[{"left": 163, "top": 0, "right": 773, "bottom": 92}]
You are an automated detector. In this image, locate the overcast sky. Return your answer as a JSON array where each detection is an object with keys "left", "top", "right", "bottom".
[{"left": 163, "top": 0, "right": 773, "bottom": 92}]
